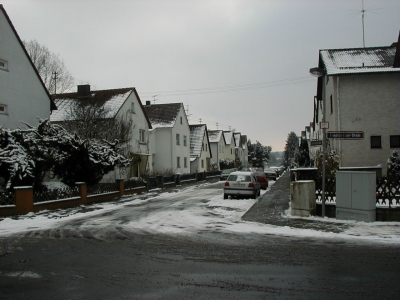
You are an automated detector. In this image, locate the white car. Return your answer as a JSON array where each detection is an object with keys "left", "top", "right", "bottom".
[{"left": 223, "top": 171, "right": 261, "bottom": 199}]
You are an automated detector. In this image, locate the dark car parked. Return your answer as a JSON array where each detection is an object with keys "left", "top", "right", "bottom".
[
  {"left": 220, "top": 168, "right": 237, "bottom": 181},
  {"left": 254, "top": 171, "right": 268, "bottom": 190},
  {"left": 264, "top": 169, "right": 278, "bottom": 181}
]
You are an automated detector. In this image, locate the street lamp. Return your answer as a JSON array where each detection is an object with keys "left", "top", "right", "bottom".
[{"left": 309, "top": 67, "right": 327, "bottom": 218}]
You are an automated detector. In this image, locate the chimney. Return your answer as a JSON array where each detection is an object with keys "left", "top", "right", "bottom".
[
  {"left": 77, "top": 84, "right": 90, "bottom": 98},
  {"left": 146, "top": 100, "right": 151, "bottom": 106}
]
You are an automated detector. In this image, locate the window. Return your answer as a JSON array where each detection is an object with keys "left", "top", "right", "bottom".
[
  {"left": 183, "top": 135, "right": 187, "bottom": 146},
  {"left": 390, "top": 135, "right": 400, "bottom": 148},
  {"left": 201, "top": 159, "right": 204, "bottom": 168},
  {"left": 139, "top": 129, "right": 146, "bottom": 143},
  {"left": 184, "top": 157, "right": 187, "bottom": 168},
  {"left": 219, "top": 145, "right": 221, "bottom": 153},
  {"left": 177, "top": 157, "right": 181, "bottom": 168},
  {"left": 131, "top": 102, "right": 135, "bottom": 113},
  {"left": 202, "top": 143, "right": 204, "bottom": 151},
  {"left": 370, "top": 136, "right": 381, "bottom": 148},
  {"left": 176, "top": 133, "right": 180, "bottom": 145},
  {"left": 206, "top": 144, "right": 207, "bottom": 151},
  {"left": 0, "top": 104, "right": 7, "bottom": 115},
  {"left": 180, "top": 116, "right": 182, "bottom": 124},
  {"left": 330, "top": 95, "right": 333, "bottom": 115},
  {"left": 0, "top": 59, "right": 8, "bottom": 71},
  {"left": 231, "top": 149, "right": 232, "bottom": 155}
]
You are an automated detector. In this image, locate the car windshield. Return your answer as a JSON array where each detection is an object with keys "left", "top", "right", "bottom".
[
  {"left": 228, "top": 175, "right": 251, "bottom": 182},
  {"left": 255, "top": 172, "right": 264, "bottom": 176},
  {"left": 221, "top": 169, "right": 232, "bottom": 174}
]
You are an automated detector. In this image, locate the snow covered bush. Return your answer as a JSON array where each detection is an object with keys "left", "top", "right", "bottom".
[
  {"left": 387, "top": 150, "right": 400, "bottom": 181},
  {"left": 219, "top": 159, "right": 234, "bottom": 170},
  {"left": 0, "top": 119, "right": 129, "bottom": 190},
  {"left": 315, "top": 149, "right": 340, "bottom": 182}
]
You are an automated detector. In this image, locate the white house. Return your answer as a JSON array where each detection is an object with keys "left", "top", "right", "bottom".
[
  {"left": 51, "top": 85, "right": 152, "bottom": 180},
  {"left": 143, "top": 102, "right": 191, "bottom": 174},
  {"left": 310, "top": 38, "right": 400, "bottom": 176},
  {"left": 241, "top": 135, "right": 249, "bottom": 166},
  {"left": 0, "top": 5, "right": 56, "bottom": 129},
  {"left": 189, "top": 124, "right": 212, "bottom": 173},
  {"left": 223, "top": 130, "right": 236, "bottom": 164},
  {"left": 208, "top": 130, "right": 226, "bottom": 170},
  {"left": 234, "top": 132, "right": 243, "bottom": 165}
]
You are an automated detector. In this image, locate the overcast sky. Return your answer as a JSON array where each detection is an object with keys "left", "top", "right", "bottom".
[{"left": 2, "top": 0, "right": 399, "bottom": 151}]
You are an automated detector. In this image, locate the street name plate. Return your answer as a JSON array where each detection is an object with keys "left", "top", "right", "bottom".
[
  {"left": 311, "top": 140, "right": 323, "bottom": 146},
  {"left": 327, "top": 131, "right": 364, "bottom": 139}
]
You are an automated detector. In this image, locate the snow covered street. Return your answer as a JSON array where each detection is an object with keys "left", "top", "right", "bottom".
[{"left": 1, "top": 180, "right": 399, "bottom": 245}]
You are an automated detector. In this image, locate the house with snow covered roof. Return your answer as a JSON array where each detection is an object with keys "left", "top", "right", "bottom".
[
  {"left": 208, "top": 130, "right": 226, "bottom": 170},
  {"left": 189, "top": 124, "right": 212, "bottom": 173},
  {"left": 223, "top": 131, "right": 236, "bottom": 164},
  {"left": 143, "top": 102, "right": 190, "bottom": 174},
  {"left": 234, "top": 132, "right": 243, "bottom": 166},
  {"left": 0, "top": 5, "right": 56, "bottom": 130},
  {"left": 241, "top": 135, "right": 249, "bottom": 166},
  {"left": 310, "top": 35, "right": 400, "bottom": 176},
  {"left": 51, "top": 85, "right": 152, "bottom": 180}
]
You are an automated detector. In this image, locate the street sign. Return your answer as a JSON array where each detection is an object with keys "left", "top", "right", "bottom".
[
  {"left": 327, "top": 131, "right": 364, "bottom": 139},
  {"left": 311, "top": 140, "right": 323, "bottom": 146},
  {"left": 320, "top": 122, "right": 329, "bottom": 129}
]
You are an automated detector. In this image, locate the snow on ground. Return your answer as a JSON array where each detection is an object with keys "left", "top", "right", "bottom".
[{"left": 0, "top": 181, "right": 399, "bottom": 245}]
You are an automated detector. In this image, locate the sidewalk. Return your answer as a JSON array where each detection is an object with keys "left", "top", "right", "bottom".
[{"left": 242, "top": 171, "right": 355, "bottom": 233}]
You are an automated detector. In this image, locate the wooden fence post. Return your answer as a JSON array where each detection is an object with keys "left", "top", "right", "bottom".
[
  {"left": 14, "top": 186, "right": 34, "bottom": 215},
  {"left": 76, "top": 182, "right": 87, "bottom": 204},
  {"left": 116, "top": 179, "right": 124, "bottom": 196}
]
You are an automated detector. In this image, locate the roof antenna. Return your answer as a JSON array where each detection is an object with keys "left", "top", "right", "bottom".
[{"left": 347, "top": 0, "right": 381, "bottom": 48}]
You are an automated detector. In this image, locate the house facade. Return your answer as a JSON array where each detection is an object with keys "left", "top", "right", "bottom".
[
  {"left": 51, "top": 85, "right": 152, "bottom": 180},
  {"left": 144, "top": 102, "right": 190, "bottom": 174},
  {"left": 241, "top": 135, "right": 249, "bottom": 166},
  {"left": 208, "top": 130, "right": 226, "bottom": 170},
  {"left": 0, "top": 5, "right": 56, "bottom": 129},
  {"left": 189, "top": 124, "right": 212, "bottom": 173},
  {"left": 310, "top": 39, "right": 400, "bottom": 175},
  {"left": 223, "top": 131, "right": 236, "bottom": 164}
]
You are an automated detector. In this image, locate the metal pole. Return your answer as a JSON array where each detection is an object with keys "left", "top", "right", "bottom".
[{"left": 321, "top": 75, "right": 326, "bottom": 217}]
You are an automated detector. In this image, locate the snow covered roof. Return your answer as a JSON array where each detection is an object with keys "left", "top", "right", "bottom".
[
  {"left": 208, "top": 130, "right": 224, "bottom": 143},
  {"left": 51, "top": 87, "right": 134, "bottom": 122},
  {"left": 320, "top": 45, "right": 399, "bottom": 75},
  {"left": 189, "top": 124, "right": 210, "bottom": 158},
  {"left": 143, "top": 103, "right": 182, "bottom": 129},
  {"left": 223, "top": 131, "right": 234, "bottom": 145}
]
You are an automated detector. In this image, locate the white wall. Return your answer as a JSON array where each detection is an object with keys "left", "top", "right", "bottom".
[
  {"left": 0, "top": 9, "right": 52, "bottom": 129},
  {"left": 323, "top": 73, "right": 400, "bottom": 175}
]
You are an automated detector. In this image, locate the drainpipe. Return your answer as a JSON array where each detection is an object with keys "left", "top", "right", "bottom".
[{"left": 337, "top": 77, "right": 341, "bottom": 167}]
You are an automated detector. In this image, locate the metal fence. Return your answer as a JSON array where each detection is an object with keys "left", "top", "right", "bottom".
[
  {"left": 33, "top": 186, "right": 80, "bottom": 203},
  {"left": 0, "top": 191, "right": 15, "bottom": 206},
  {"left": 87, "top": 182, "right": 119, "bottom": 196},
  {"left": 179, "top": 173, "right": 196, "bottom": 182},
  {"left": 124, "top": 178, "right": 146, "bottom": 190}
]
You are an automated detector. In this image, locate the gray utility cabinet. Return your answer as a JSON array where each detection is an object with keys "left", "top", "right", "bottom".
[{"left": 336, "top": 171, "right": 376, "bottom": 222}]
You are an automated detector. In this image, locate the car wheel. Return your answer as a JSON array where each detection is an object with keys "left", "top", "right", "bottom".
[{"left": 224, "top": 194, "right": 228, "bottom": 199}]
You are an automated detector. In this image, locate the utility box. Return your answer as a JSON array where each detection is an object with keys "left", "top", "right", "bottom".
[
  {"left": 336, "top": 171, "right": 376, "bottom": 222},
  {"left": 290, "top": 180, "right": 316, "bottom": 217}
]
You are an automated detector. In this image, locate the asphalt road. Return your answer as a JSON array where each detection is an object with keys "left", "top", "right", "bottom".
[{"left": 1, "top": 181, "right": 399, "bottom": 300}]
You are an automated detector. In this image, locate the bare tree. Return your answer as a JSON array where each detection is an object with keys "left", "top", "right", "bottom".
[
  {"left": 23, "top": 39, "right": 75, "bottom": 94},
  {"left": 62, "top": 99, "right": 136, "bottom": 159}
]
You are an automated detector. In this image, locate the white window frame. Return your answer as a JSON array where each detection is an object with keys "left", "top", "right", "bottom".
[
  {"left": 0, "top": 104, "right": 7, "bottom": 115},
  {"left": 0, "top": 59, "right": 8, "bottom": 71},
  {"left": 139, "top": 129, "right": 146, "bottom": 143}
]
